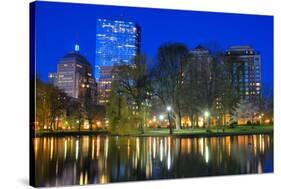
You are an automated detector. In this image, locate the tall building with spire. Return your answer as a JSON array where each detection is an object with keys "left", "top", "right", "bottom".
[
  {"left": 48, "top": 45, "right": 97, "bottom": 102},
  {"left": 95, "top": 18, "right": 141, "bottom": 105}
]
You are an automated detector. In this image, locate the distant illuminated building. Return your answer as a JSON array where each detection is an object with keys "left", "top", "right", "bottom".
[
  {"left": 97, "top": 66, "right": 115, "bottom": 104},
  {"left": 95, "top": 18, "right": 141, "bottom": 104},
  {"left": 48, "top": 45, "right": 97, "bottom": 102},
  {"left": 190, "top": 45, "right": 213, "bottom": 78},
  {"left": 226, "top": 45, "right": 262, "bottom": 103}
]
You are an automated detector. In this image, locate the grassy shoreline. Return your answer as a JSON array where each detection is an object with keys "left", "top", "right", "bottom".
[{"left": 34, "top": 125, "right": 273, "bottom": 138}]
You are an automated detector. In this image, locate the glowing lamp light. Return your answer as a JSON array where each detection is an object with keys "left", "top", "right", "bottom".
[
  {"left": 166, "top": 106, "right": 172, "bottom": 112},
  {"left": 204, "top": 111, "right": 210, "bottom": 117},
  {"left": 265, "top": 119, "right": 270, "bottom": 124},
  {"left": 159, "top": 115, "right": 164, "bottom": 121}
]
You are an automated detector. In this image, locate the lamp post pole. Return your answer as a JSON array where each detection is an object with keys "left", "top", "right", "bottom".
[
  {"left": 204, "top": 111, "right": 210, "bottom": 129},
  {"left": 167, "top": 106, "right": 173, "bottom": 135}
]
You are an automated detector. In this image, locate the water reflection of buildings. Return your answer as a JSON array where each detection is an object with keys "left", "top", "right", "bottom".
[{"left": 33, "top": 134, "right": 272, "bottom": 187}]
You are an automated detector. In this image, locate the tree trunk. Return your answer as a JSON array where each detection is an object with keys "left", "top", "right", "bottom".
[
  {"left": 190, "top": 112, "right": 194, "bottom": 129},
  {"left": 175, "top": 113, "right": 181, "bottom": 130},
  {"left": 195, "top": 113, "right": 199, "bottom": 128},
  {"left": 140, "top": 119, "right": 144, "bottom": 134},
  {"left": 223, "top": 113, "right": 226, "bottom": 126},
  {"left": 168, "top": 113, "right": 173, "bottom": 134},
  {"left": 178, "top": 111, "right": 182, "bottom": 129}
]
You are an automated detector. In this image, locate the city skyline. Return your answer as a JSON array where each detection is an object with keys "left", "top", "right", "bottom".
[
  {"left": 30, "top": 2, "right": 274, "bottom": 187},
  {"left": 34, "top": 1, "right": 273, "bottom": 95}
]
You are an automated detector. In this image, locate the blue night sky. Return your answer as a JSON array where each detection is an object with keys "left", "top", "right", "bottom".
[{"left": 34, "top": 1, "right": 273, "bottom": 95}]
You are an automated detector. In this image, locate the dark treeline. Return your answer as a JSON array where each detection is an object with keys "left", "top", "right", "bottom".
[
  {"left": 34, "top": 42, "right": 273, "bottom": 134},
  {"left": 35, "top": 79, "right": 105, "bottom": 132},
  {"left": 108, "top": 43, "right": 273, "bottom": 133}
]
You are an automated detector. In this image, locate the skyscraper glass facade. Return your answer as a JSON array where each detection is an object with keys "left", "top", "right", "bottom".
[{"left": 95, "top": 18, "right": 141, "bottom": 81}]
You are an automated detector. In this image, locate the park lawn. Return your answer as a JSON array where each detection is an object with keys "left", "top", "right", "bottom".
[
  {"left": 140, "top": 125, "right": 273, "bottom": 137},
  {"left": 34, "top": 125, "right": 273, "bottom": 137},
  {"left": 35, "top": 129, "right": 108, "bottom": 137}
]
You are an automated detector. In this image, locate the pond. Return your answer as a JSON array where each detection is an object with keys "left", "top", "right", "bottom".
[{"left": 33, "top": 134, "right": 273, "bottom": 187}]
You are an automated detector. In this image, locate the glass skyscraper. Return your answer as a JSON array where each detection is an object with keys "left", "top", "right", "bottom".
[
  {"left": 95, "top": 18, "right": 141, "bottom": 81},
  {"left": 95, "top": 18, "right": 141, "bottom": 104}
]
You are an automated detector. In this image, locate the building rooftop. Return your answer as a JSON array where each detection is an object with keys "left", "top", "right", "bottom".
[
  {"left": 62, "top": 51, "right": 90, "bottom": 65},
  {"left": 190, "top": 45, "right": 210, "bottom": 55},
  {"left": 226, "top": 45, "right": 259, "bottom": 55},
  {"left": 227, "top": 45, "right": 254, "bottom": 51}
]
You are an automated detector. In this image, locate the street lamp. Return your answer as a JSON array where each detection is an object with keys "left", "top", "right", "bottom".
[
  {"left": 204, "top": 111, "right": 210, "bottom": 128},
  {"left": 166, "top": 106, "right": 173, "bottom": 134},
  {"left": 159, "top": 114, "right": 164, "bottom": 121},
  {"left": 166, "top": 106, "right": 172, "bottom": 112},
  {"left": 204, "top": 111, "right": 210, "bottom": 118}
]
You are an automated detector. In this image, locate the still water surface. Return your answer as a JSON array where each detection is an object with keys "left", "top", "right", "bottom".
[{"left": 34, "top": 134, "right": 273, "bottom": 187}]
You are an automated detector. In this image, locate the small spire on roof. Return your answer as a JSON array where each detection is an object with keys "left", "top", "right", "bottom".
[{"left": 75, "top": 44, "right": 80, "bottom": 52}]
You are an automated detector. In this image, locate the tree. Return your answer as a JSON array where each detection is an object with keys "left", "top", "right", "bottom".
[
  {"left": 152, "top": 43, "right": 189, "bottom": 130},
  {"left": 81, "top": 85, "right": 95, "bottom": 130},
  {"left": 47, "top": 85, "right": 68, "bottom": 131},
  {"left": 232, "top": 99, "right": 259, "bottom": 125},
  {"left": 36, "top": 79, "right": 51, "bottom": 130},
  {"left": 106, "top": 81, "right": 131, "bottom": 132},
  {"left": 183, "top": 45, "right": 215, "bottom": 128},
  {"left": 220, "top": 55, "right": 242, "bottom": 126},
  {"left": 111, "top": 55, "right": 152, "bottom": 133},
  {"left": 259, "top": 87, "right": 273, "bottom": 124},
  {"left": 35, "top": 79, "right": 68, "bottom": 131}
]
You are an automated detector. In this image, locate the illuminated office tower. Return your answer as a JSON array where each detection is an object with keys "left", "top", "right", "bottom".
[
  {"left": 95, "top": 18, "right": 141, "bottom": 104},
  {"left": 48, "top": 45, "right": 97, "bottom": 102}
]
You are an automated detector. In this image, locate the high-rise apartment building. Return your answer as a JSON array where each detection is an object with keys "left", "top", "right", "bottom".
[
  {"left": 48, "top": 45, "right": 97, "bottom": 102},
  {"left": 95, "top": 18, "right": 141, "bottom": 105},
  {"left": 226, "top": 45, "right": 262, "bottom": 103}
]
